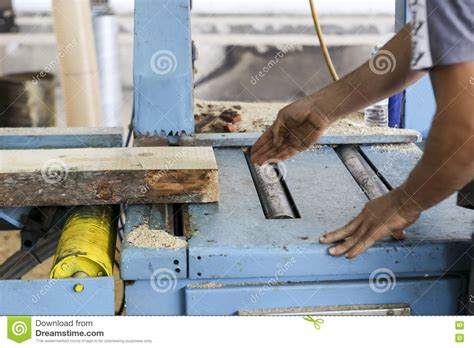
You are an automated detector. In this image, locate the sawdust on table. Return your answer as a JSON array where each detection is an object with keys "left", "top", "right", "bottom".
[
  {"left": 371, "top": 144, "right": 420, "bottom": 153},
  {"left": 188, "top": 282, "right": 225, "bottom": 289},
  {"left": 194, "top": 100, "right": 418, "bottom": 137},
  {"left": 127, "top": 224, "right": 187, "bottom": 250}
]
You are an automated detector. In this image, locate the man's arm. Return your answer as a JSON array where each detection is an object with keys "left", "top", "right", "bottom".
[
  {"left": 251, "top": 24, "right": 425, "bottom": 164},
  {"left": 398, "top": 62, "right": 474, "bottom": 211},
  {"left": 321, "top": 61, "right": 474, "bottom": 258}
]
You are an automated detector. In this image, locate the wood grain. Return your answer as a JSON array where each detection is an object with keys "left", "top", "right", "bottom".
[{"left": 0, "top": 147, "right": 218, "bottom": 207}]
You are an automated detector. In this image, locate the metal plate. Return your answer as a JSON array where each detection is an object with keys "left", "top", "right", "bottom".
[
  {"left": 0, "top": 127, "right": 123, "bottom": 149},
  {"left": 185, "top": 275, "right": 465, "bottom": 315},
  {"left": 360, "top": 144, "right": 474, "bottom": 240},
  {"left": 186, "top": 147, "right": 472, "bottom": 280},
  {"left": 238, "top": 304, "right": 411, "bottom": 316},
  {"left": 181, "top": 131, "right": 421, "bottom": 147},
  {"left": 0, "top": 277, "right": 115, "bottom": 315},
  {"left": 187, "top": 147, "right": 367, "bottom": 279}
]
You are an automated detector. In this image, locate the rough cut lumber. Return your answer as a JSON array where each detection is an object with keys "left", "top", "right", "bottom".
[{"left": 0, "top": 147, "right": 219, "bottom": 207}]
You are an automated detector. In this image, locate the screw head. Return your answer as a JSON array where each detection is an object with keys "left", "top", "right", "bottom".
[{"left": 73, "top": 283, "right": 85, "bottom": 293}]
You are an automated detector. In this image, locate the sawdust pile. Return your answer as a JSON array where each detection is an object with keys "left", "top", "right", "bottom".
[
  {"left": 195, "top": 100, "right": 419, "bottom": 138},
  {"left": 127, "top": 225, "right": 187, "bottom": 250}
]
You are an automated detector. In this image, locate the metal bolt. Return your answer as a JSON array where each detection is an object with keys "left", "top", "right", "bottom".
[{"left": 73, "top": 283, "right": 85, "bottom": 293}]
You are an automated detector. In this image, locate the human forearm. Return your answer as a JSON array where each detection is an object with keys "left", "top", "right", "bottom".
[
  {"left": 395, "top": 63, "right": 474, "bottom": 213},
  {"left": 319, "top": 62, "right": 473, "bottom": 259},
  {"left": 310, "top": 24, "right": 425, "bottom": 122}
]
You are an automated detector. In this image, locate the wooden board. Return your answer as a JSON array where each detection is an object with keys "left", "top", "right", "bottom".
[{"left": 0, "top": 147, "right": 218, "bottom": 207}]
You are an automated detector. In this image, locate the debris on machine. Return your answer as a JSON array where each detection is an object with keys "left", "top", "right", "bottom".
[
  {"left": 127, "top": 225, "right": 187, "bottom": 250},
  {"left": 371, "top": 144, "right": 421, "bottom": 154},
  {"left": 188, "top": 282, "right": 225, "bottom": 289},
  {"left": 194, "top": 102, "right": 243, "bottom": 133},
  {"left": 194, "top": 100, "right": 421, "bottom": 139}
]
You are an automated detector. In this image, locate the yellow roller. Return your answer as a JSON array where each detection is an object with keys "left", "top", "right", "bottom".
[{"left": 50, "top": 206, "right": 116, "bottom": 279}]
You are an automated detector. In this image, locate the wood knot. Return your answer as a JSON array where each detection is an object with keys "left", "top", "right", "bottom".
[{"left": 95, "top": 182, "right": 113, "bottom": 200}]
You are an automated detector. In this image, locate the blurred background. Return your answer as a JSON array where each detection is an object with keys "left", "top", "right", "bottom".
[{"left": 1, "top": 0, "right": 397, "bottom": 128}]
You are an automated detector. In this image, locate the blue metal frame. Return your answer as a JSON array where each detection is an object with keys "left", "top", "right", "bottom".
[
  {"left": 122, "top": 146, "right": 471, "bottom": 315},
  {"left": 125, "top": 275, "right": 466, "bottom": 316},
  {"left": 122, "top": 0, "right": 466, "bottom": 316},
  {"left": 0, "top": 277, "right": 114, "bottom": 315},
  {"left": 0, "top": 127, "right": 123, "bottom": 149},
  {"left": 133, "top": 0, "right": 194, "bottom": 136}
]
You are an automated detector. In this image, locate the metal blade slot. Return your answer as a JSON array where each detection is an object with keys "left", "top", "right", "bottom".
[
  {"left": 336, "top": 145, "right": 390, "bottom": 200},
  {"left": 244, "top": 149, "right": 300, "bottom": 219}
]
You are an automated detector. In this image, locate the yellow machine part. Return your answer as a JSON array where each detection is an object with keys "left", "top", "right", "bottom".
[{"left": 50, "top": 205, "right": 116, "bottom": 279}]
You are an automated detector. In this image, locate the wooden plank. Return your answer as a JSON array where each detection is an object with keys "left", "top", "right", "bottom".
[
  {"left": 0, "top": 127, "right": 123, "bottom": 149},
  {"left": 0, "top": 147, "right": 218, "bottom": 207}
]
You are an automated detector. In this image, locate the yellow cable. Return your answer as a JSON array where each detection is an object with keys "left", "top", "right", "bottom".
[
  {"left": 50, "top": 206, "right": 116, "bottom": 279},
  {"left": 309, "top": 0, "right": 339, "bottom": 82}
]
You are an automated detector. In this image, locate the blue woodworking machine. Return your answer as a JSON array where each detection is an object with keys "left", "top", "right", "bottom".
[{"left": 0, "top": 0, "right": 472, "bottom": 316}]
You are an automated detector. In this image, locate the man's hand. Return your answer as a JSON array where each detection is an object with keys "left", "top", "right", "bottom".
[
  {"left": 251, "top": 97, "right": 330, "bottom": 165},
  {"left": 320, "top": 188, "right": 422, "bottom": 258}
]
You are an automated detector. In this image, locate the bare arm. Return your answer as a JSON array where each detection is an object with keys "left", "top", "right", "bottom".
[
  {"left": 314, "top": 24, "right": 425, "bottom": 122},
  {"left": 320, "top": 60, "right": 474, "bottom": 258},
  {"left": 251, "top": 25, "right": 425, "bottom": 164},
  {"left": 398, "top": 61, "right": 474, "bottom": 212}
]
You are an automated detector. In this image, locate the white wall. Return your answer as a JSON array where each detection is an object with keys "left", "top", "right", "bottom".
[{"left": 13, "top": 0, "right": 395, "bottom": 15}]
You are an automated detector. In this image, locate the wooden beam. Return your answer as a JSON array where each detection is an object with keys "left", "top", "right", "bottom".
[{"left": 0, "top": 147, "right": 219, "bottom": 207}]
